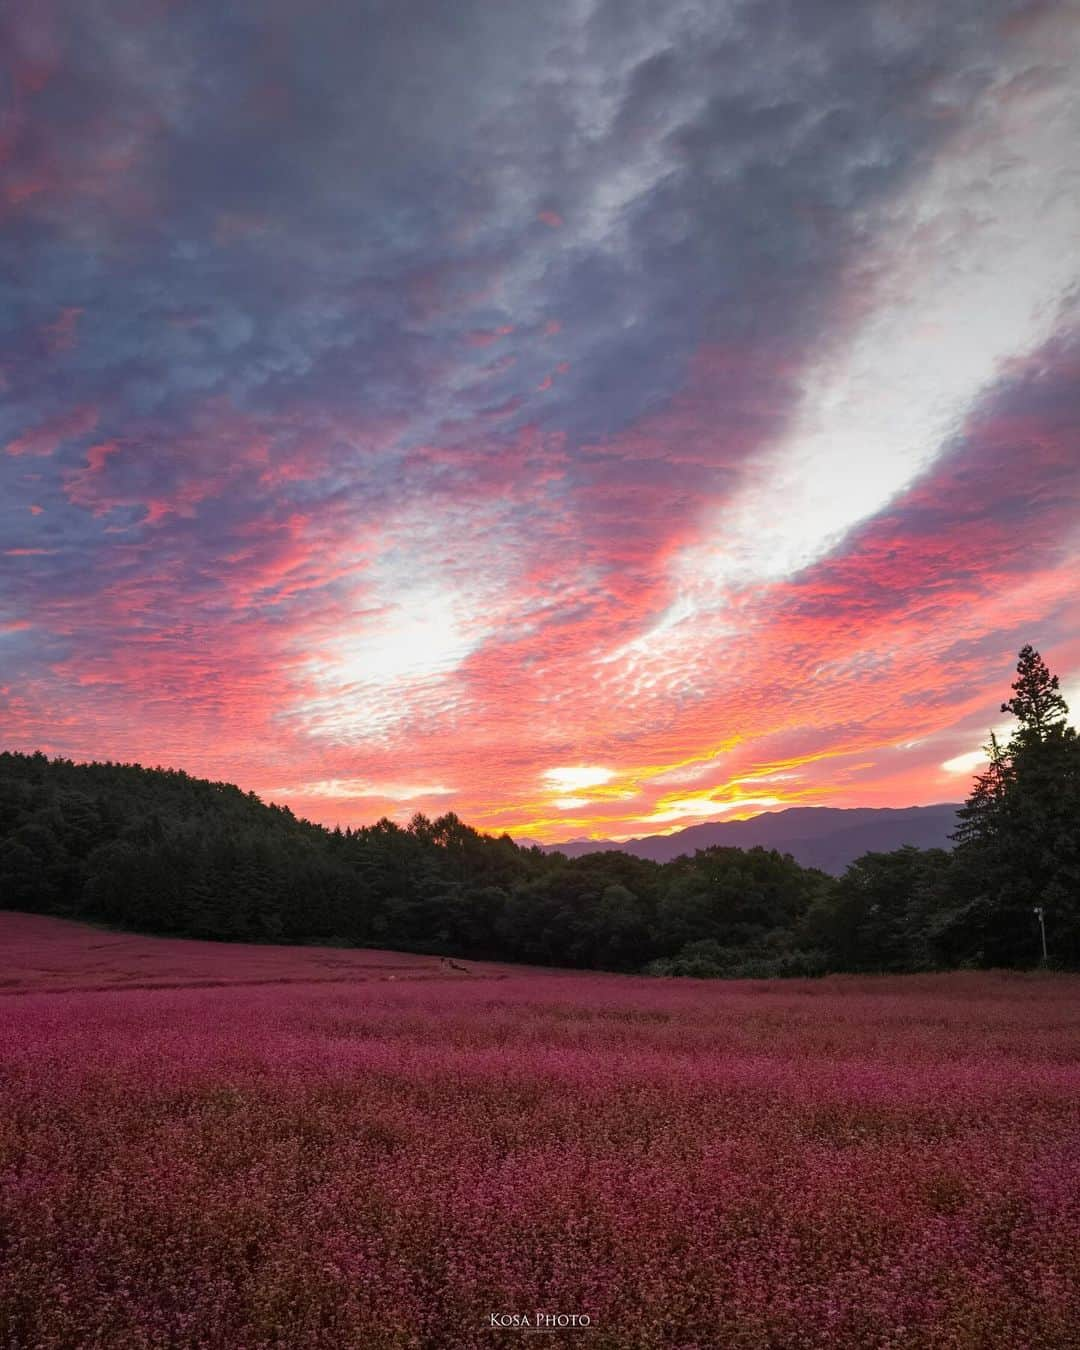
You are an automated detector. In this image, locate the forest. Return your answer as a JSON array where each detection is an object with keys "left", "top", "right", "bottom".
[{"left": 2, "top": 647, "right": 1077, "bottom": 975}]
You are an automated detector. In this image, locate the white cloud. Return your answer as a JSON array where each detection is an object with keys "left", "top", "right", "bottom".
[
  {"left": 291, "top": 501, "right": 521, "bottom": 742},
  {"left": 270, "top": 779, "right": 456, "bottom": 801},
  {"left": 307, "top": 585, "right": 476, "bottom": 687},
  {"left": 543, "top": 765, "right": 616, "bottom": 792},
  {"left": 940, "top": 749, "right": 991, "bottom": 777}
]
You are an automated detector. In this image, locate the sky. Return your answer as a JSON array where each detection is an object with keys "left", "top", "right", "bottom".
[{"left": 2, "top": 0, "right": 1079, "bottom": 844}]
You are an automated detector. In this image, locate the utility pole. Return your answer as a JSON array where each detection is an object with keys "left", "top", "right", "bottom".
[{"left": 1033, "top": 906, "right": 1048, "bottom": 963}]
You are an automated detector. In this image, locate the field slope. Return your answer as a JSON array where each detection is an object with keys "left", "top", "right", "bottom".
[{"left": 1, "top": 912, "right": 1078, "bottom": 1349}]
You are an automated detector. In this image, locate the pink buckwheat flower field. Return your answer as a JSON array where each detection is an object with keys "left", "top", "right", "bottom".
[{"left": 1, "top": 912, "right": 1079, "bottom": 1350}]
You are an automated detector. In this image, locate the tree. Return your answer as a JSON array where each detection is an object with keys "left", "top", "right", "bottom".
[
  {"left": 948, "top": 646, "right": 1080, "bottom": 966},
  {"left": 952, "top": 731, "right": 1012, "bottom": 853},
  {"left": 1000, "top": 643, "right": 1069, "bottom": 742},
  {"left": 802, "top": 846, "right": 952, "bottom": 971}
]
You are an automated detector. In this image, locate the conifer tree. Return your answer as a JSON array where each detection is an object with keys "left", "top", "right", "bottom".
[
  {"left": 1000, "top": 643, "right": 1069, "bottom": 742},
  {"left": 949, "top": 646, "right": 1080, "bottom": 966}
]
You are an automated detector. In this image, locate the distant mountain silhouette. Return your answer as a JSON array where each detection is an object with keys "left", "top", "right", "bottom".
[{"left": 538, "top": 804, "right": 962, "bottom": 874}]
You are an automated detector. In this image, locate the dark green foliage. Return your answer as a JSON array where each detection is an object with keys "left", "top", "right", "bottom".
[
  {"left": 0, "top": 750, "right": 826, "bottom": 973},
  {"left": 0, "top": 753, "right": 371, "bottom": 945},
  {"left": 999, "top": 644, "right": 1070, "bottom": 739},
  {"left": 944, "top": 646, "right": 1080, "bottom": 967},
  {"left": 2, "top": 644, "right": 1077, "bottom": 977},
  {"left": 494, "top": 856, "right": 661, "bottom": 970},
  {"left": 646, "top": 939, "right": 827, "bottom": 979},
  {"left": 800, "top": 846, "right": 954, "bottom": 972},
  {"left": 656, "top": 845, "right": 830, "bottom": 956}
]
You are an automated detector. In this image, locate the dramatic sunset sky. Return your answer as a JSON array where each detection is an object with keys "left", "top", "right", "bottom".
[{"left": 3, "top": 0, "right": 1079, "bottom": 843}]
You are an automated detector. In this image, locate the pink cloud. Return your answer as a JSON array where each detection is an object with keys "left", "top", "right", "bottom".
[
  {"left": 6, "top": 405, "right": 98, "bottom": 457},
  {"left": 464, "top": 325, "right": 515, "bottom": 349}
]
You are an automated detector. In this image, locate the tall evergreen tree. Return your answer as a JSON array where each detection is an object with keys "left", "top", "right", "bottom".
[
  {"left": 1000, "top": 643, "right": 1069, "bottom": 741},
  {"left": 948, "top": 646, "right": 1080, "bottom": 966},
  {"left": 952, "top": 732, "right": 1012, "bottom": 853}
]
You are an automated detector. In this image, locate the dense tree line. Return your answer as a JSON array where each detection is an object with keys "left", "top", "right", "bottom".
[{"left": 2, "top": 647, "right": 1076, "bottom": 975}]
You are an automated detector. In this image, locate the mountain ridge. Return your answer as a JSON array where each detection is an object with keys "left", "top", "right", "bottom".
[{"left": 534, "top": 803, "right": 963, "bottom": 874}]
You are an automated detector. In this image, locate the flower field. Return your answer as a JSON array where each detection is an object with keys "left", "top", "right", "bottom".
[{"left": 1, "top": 913, "right": 1079, "bottom": 1349}]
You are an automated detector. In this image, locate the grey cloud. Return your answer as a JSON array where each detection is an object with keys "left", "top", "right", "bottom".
[{"left": 1, "top": 0, "right": 1051, "bottom": 614}]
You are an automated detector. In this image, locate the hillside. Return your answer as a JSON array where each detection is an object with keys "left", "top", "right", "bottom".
[
  {"left": 542, "top": 804, "right": 962, "bottom": 873},
  {"left": 0, "top": 749, "right": 831, "bottom": 974},
  {"left": 4, "top": 748, "right": 1065, "bottom": 973}
]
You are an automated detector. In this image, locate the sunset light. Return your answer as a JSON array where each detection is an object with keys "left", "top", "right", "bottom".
[
  {"left": 4, "top": 4, "right": 1080, "bottom": 1345},
  {"left": 2, "top": 0, "right": 1077, "bottom": 843}
]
